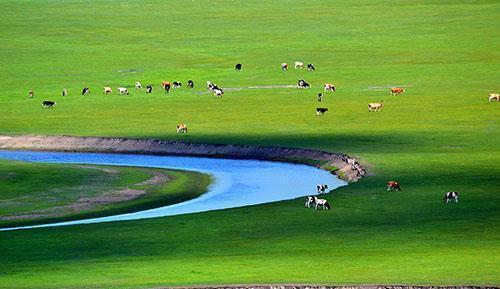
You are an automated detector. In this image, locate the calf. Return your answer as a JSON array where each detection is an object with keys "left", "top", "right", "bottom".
[
  {"left": 316, "top": 108, "right": 328, "bottom": 116},
  {"left": 173, "top": 81, "right": 182, "bottom": 88},
  {"left": 294, "top": 61, "right": 304, "bottom": 69},
  {"left": 390, "top": 87, "right": 405, "bottom": 96},
  {"left": 444, "top": 191, "right": 459, "bottom": 203},
  {"left": 42, "top": 100, "right": 56, "bottom": 108},
  {"left": 307, "top": 63, "right": 316, "bottom": 71},
  {"left": 82, "top": 87, "right": 90, "bottom": 95},
  {"left": 118, "top": 87, "right": 129, "bottom": 95},
  {"left": 387, "top": 181, "right": 401, "bottom": 191},
  {"left": 146, "top": 85, "right": 153, "bottom": 93},
  {"left": 176, "top": 123, "right": 188, "bottom": 134},
  {"left": 187, "top": 80, "right": 194, "bottom": 88},
  {"left": 135, "top": 82, "right": 142, "bottom": 89},
  {"left": 62, "top": 88, "right": 68, "bottom": 96},
  {"left": 103, "top": 87, "right": 112, "bottom": 94},
  {"left": 235, "top": 63, "right": 242, "bottom": 71},
  {"left": 324, "top": 83, "right": 336, "bottom": 92},
  {"left": 488, "top": 93, "right": 499, "bottom": 102},
  {"left": 368, "top": 101, "right": 384, "bottom": 112},
  {"left": 281, "top": 63, "right": 288, "bottom": 71}
]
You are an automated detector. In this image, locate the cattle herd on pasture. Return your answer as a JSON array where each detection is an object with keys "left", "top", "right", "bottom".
[{"left": 28, "top": 61, "right": 490, "bottom": 209}]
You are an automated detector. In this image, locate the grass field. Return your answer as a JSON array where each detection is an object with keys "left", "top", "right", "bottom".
[
  {"left": 0, "top": 0, "right": 499, "bottom": 288},
  {"left": 0, "top": 159, "right": 211, "bottom": 228}
]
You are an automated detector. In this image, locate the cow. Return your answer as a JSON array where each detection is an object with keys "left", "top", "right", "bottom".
[
  {"left": 307, "top": 63, "right": 316, "bottom": 71},
  {"left": 176, "top": 123, "right": 188, "bottom": 134},
  {"left": 488, "top": 93, "right": 499, "bottom": 102},
  {"left": 317, "top": 184, "right": 328, "bottom": 194},
  {"left": 207, "top": 81, "right": 220, "bottom": 91},
  {"left": 297, "top": 79, "right": 310, "bottom": 88},
  {"left": 318, "top": 93, "right": 323, "bottom": 102},
  {"left": 294, "top": 61, "right": 304, "bottom": 69},
  {"left": 390, "top": 87, "right": 405, "bottom": 96},
  {"left": 324, "top": 83, "right": 336, "bottom": 92},
  {"left": 187, "top": 80, "right": 194, "bottom": 88},
  {"left": 214, "top": 88, "right": 224, "bottom": 97},
  {"left": 281, "top": 63, "right": 288, "bottom": 71},
  {"left": 387, "top": 181, "right": 401, "bottom": 191},
  {"left": 368, "top": 101, "right": 384, "bottom": 112},
  {"left": 305, "top": 196, "right": 316, "bottom": 208},
  {"left": 173, "top": 81, "right": 182, "bottom": 88},
  {"left": 162, "top": 81, "right": 171, "bottom": 93},
  {"left": 42, "top": 100, "right": 56, "bottom": 108},
  {"left": 146, "top": 85, "right": 153, "bottom": 93},
  {"left": 82, "top": 87, "right": 90, "bottom": 95},
  {"left": 135, "top": 82, "right": 142, "bottom": 89},
  {"left": 103, "top": 87, "right": 112, "bottom": 94},
  {"left": 316, "top": 108, "right": 328, "bottom": 116},
  {"left": 235, "top": 63, "right": 242, "bottom": 71},
  {"left": 62, "top": 88, "right": 68, "bottom": 96},
  {"left": 444, "top": 191, "right": 459, "bottom": 203},
  {"left": 315, "top": 198, "right": 331, "bottom": 210},
  {"left": 28, "top": 90, "right": 34, "bottom": 98},
  {"left": 117, "top": 87, "right": 129, "bottom": 95}
]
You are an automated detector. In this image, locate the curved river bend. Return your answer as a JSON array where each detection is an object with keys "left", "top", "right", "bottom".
[{"left": 0, "top": 150, "right": 346, "bottom": 231}]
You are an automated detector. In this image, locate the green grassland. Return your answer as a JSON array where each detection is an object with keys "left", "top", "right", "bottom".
[
  {"left": 0, "top": 0, "right": 499, "bottom": 288},
  {"left": 0, "top": 159, "right": 211, "bottom": 228}
]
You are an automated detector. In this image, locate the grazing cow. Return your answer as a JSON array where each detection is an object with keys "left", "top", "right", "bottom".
[
  {"left": 176, "top": 123, "right": 188, "bottom": 134},
  {"left": 305, "top": 196, "right": 316, "bottom": 208},
  {"left": 213, "top": 89, "right": 224, "bottom": 97},
  {"left": 317, "top": 184, "right": 328, "bottom": 194},
  {"left": 162, "top": 81, "right": 171, "bottom": 93},
  {"left": 444, "top": 191, "right": 459, "bottom": 203},
  {"left": 103, "top": 87, "right": 112, "bottom": 94},
  {"left": 488, "top": 93, "right": 499, "bottom": 102},
  {"left": 235, "top": 63, "right": 242, "bottom": 71},
  {"left": 28, "top": 90, "right": 34, "bottom": 98},
  {"left": 281, "top": 63, "right": 288, "bottom": 71},
  {"left": 315, "top": 198, "right": 331, "bottom": 210},
  {"left": 318, "top": 93, "right": 323, "bottom": 102},
  {"left": 135, "top": 82, "right": 142, "bottom": 89},
  {"left": 187, "top": 80, "right": 194, "bottom": 88},
  {"left": 297, "top": 79, "right": 310, "bottom": 88},
  {"left": 82, "top": 87, "right": 90, "bottom": 95},
  {"left": 368, "top": 101, "right": 384, "bottom": 112},
  {"left": 62, "top": 88, "right": 68, "bottom": 96},
  {"left": 316, "top": 108, "right": 329, "bottom": 116},
  {"left": 307, "top": 63, "right": 316, "bottom": 71},
  {"left": 324, "top": 83, "right": 336, "bottom": 92},
  {"left": 117, "top": 87, "right": 129, "bottom": 95},
  {"left": 294, "top": 61, "right": 304, "bottom": 69},
  {"left": 146, "top": 85, "right": 153, "bottom": 93},
  {"left": 390, "top": 87, "right": 405, "bottom": 96},
  {"left": 173, "top": 81, "right": 182, "bottom": 88},
  {"left": 207, "top": 81, "right": 221, "bottom": 91},
  {"left": 42, "top": 100, "right": 56, "bottom": 108},
  {"left": 387, "top": 181, "right": 401, "bottom": 191}
]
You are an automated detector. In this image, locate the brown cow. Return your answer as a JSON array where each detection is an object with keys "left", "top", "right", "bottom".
[
  {"left": 387, "top": 181, "right": 401, "bottom": 191},
  {"left": 162, "top": 81, "right": 171, "bottom": 93},
  {"left": 390, "top": 87, "right": 405, "bottom": 96}
]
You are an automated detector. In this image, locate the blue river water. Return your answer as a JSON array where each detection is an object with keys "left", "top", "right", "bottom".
[{"left": 0, "top": 150, "right": 346, "bottom": 231}]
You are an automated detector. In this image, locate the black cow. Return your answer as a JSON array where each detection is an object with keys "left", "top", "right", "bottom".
[
  {"left": 187, "top": 80, "right": 194, "bottom": 88},
  {"left": 318, "top": 93, "right": 323, "bottom": 102},
  {"left": 173, "top": 81, "right": 182, "bottom": 88},
  {"left": 42, "top": 100, "right": 56, "bottom": 108},
  {"left": 82, "top": 87, "right": 90, "bottom": 95},
  {"left": 297, "top": 79, "right": 310, "bottom": 88},
  {"left": 307, "top": 63, "right": 316, "bottom": 71},
  {"left": 146, "top": 85, "right": 153, "bottom": 93},
  {"left": 235, "top": 63, "right": 242, "bottom": 71},
  {"left": 316, "top": 107, "right": 328, "bottom": 116}
]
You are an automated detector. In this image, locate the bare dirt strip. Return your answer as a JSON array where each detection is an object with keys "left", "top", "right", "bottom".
[{"left": 0, "top": 135, "right": 366, "bottom": 182}]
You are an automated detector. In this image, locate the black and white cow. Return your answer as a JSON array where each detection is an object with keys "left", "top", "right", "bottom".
[
  {"left": 213, "top": 88, "right": 224, "bottom": 97},
  {"left": 305, "top": 196, "right": 316, "bottom": 208},
  {"left": 444, "top": 191, "right": 459, "bottom": 203},
  {"left": 135, "top": 82, "right": 142, "bottom": 89},
  {"left": 318, "top": 93, "right": 323, "bottom": 102},
  {"left": 307, "top": 63, "right": 316, "bottom": 71},
  {"left": 173, "top": 81, "right": 182, "bottom": 88},
  {"left": 235, "top": 63, "right": 242, "bottom": 71},
  {"left": 317, "top": 184, "right": 328, "bottom": 194},
  {"left": 297, "top": 79, "right": 310, "bottom": 88},
  {"left": 187, "top": 80, "right": 194, "bottom": 88},
  {"left": 316, "top": 108, "right": 329, "bottom": 116},
  {"left": 315, "top": 198, "right": 331, "bottom": 210},
  {"left": 82, "top": 87, "right": 90, "bottom": 95},
  {"left": 146, "top": 85, "right": 153, "bottom": 93},
  {"left": 281, "top": 63, "right": 288, "bottom": 71},
  {"left": 42, "top": 100, "right": 56, "bottom": 108},
  {"left": 62, "top": 88, "right": 68, "bottom": 96},
  {"left": 118, "top": 87, "right": 129, "bottom": 95}
]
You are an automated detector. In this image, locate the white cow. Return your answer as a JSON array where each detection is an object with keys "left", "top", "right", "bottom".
[
  {"left": 135, "top": 82, "right": 142, "bottom": 89},
  {"left": 368, "top": 101, "right": 384, "bottom": 112},
  {"left": 488, "top": 93, "right": 499, "bottom": 102},
  {"left": 118, "top": 87, "right": 129, "bottom": 95},
  {"left": 294, "top": 61, "right": 304, "bottom": 69}
]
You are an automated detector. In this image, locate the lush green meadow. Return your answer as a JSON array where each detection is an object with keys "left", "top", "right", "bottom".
[{"left": 0, "top": 0, "right": 499, "bottom": 288}]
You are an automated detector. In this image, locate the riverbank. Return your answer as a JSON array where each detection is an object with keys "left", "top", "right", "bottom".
[{"left": 0, "top": 135, "right": 366, "bottom": 182}]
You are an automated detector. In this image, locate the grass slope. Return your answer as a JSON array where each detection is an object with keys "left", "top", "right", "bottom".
[
  {"left": 0, "top": 160, "right": 211, "bottom": 228},
  {"left": 0, "top": 0, "right": 499, "bottom": 288}
]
